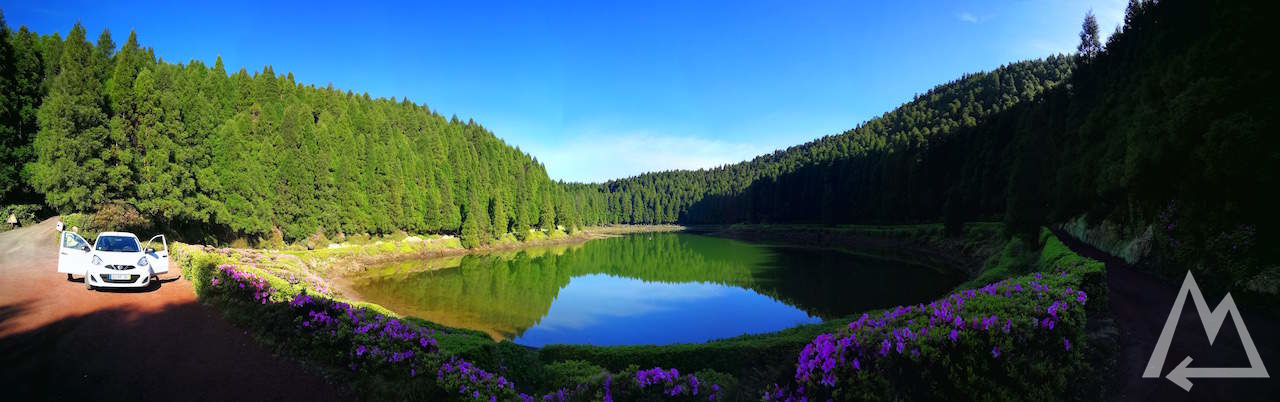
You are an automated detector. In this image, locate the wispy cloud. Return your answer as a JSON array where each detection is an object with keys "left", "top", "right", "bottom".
[
  {"left": 957, "top": 11, "right": 995, "bottom": 24},
  {"left": 529, "top": 130, "right": 770, "bottom": 183}
]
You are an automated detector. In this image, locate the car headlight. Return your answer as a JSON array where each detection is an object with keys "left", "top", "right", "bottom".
[
  {"left": 91, "top": 255, "right": 102, "bottom": 265},
  {"left": 138, "top": 256, "right": 149, "bottom": 267}
]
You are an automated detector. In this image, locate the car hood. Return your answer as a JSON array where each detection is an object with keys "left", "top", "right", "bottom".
[{"left": 92, "top": 251, "right": 145, "bottom": 266}]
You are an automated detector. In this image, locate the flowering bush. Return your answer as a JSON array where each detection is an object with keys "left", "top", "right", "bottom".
[
  {"left": 517, "top": 366, "right": 721, "bottom": 402},
  {"left": 768, "top": 268, "right": 1097, "bottom": 401}
]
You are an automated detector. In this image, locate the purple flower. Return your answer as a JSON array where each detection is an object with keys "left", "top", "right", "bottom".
[
  {"left": 1064, "top": 338, "right": 1071, "bottom": 351},
  {"left": 949, "top": 329, "right": 959, "bottom": 342},
  {"left": 992, "top": 345, "right": 1000, "bottom": 358}
]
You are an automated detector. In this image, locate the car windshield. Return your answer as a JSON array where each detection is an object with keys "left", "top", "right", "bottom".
[{"left": 95, "top": 236, "right": 140, "bottom": 252}]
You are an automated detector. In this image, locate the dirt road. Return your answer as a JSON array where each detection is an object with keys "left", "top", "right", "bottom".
[
  {"left": 0, "top": 218, "right": 346, "bottom": 401},
  {"left": 1053, "top": 229, "right": 1277, "bottom": 401}
]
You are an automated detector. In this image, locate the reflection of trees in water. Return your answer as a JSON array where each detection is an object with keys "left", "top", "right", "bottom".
[{"left": 348, "top": 234, "right": 961, "bottom": 341}]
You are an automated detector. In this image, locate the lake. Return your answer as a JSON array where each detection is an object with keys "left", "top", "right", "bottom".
[{"left": 347, "top": 233, "right": 965, "bottom": 347}]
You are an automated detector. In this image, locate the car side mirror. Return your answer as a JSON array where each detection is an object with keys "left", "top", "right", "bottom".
[
  {"left": 80, "top": 245, "right": 91, "bottom": 252},
  {"left": 146, "top": 247, "right": 156, "bottom": 254}
]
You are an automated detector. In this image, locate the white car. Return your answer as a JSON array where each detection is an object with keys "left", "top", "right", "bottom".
[{"left": 58, "top": 231, "right": 170, "bottom": 290}]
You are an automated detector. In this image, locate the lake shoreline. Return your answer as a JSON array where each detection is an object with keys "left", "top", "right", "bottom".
[
  {"left": 325, "top": 224, "right": 685, "bottom": 302},
  {"left": 688, "top": 223, "right": 1004, "bottom": 279}
]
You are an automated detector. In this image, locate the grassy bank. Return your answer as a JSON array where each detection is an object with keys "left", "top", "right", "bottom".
[{"left": 175, "top": 223, "right": 1111, "bottom": 401}]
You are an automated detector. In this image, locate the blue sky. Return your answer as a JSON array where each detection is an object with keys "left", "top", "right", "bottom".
[{"left": 2, "top": 0, "right": 1125, "bottom": 183}]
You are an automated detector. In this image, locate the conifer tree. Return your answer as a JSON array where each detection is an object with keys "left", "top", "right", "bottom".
[
  {"left": 1077, "top": 10, "right": 1102, "bottom": 61},
  {"left": 3, "top": 26, "right": 45, "bottom": 202},
  {"left": 30, "top": 22, "right": 110, "bottom": 212},
  {"left": 0, "top": 12, "right": 17, "bottom": 197}
]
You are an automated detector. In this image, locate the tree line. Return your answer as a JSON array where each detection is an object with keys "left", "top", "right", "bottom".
[
  {"left": 565, "top": 56, "right": 1075, "bottom": 225},
  {"left": 0, "top": 11, "right": 601, "bottom": 247}
]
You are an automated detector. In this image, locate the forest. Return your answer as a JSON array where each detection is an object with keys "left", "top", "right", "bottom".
[
  {"left": 2, "top": 0, "right": 1276, "bottom": 289},
  {"left": 0, "top": 12, "right": 601, "bottom": 248}
]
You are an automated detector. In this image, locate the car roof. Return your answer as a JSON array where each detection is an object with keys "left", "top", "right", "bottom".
[{"left": 97, "top": 232, "right": 139, "bottom": 238}]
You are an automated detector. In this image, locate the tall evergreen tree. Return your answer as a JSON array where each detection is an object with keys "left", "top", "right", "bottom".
[
  {"left": 1077, "top": 10, "right": 1102, "bottom": 61},
  {"left": 3, "top": 26, "right": 45, "bottom": 202},
  {"left": 490, "top": 195, "right": 507, "bottom": 238},
  {"left": 0, "top": 11, "right": 18, "bottom": 198},
  {"left": 30, "top": 22, "right": 111, "bottom": 212}
]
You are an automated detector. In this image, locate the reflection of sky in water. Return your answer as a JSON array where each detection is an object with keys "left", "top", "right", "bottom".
[{"left": 513, "top": 274, "right": 821, "bottom": 347}]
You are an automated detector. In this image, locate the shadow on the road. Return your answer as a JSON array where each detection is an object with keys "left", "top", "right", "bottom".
[
  {"left": 65, "top": 274, "right": 183, "bottom": 293},
  {"left": 0, "top": 301, "right": 33, "bottom": 334},
  {"left": 0, "top": 301, "right": 346, "bottom": 402}
]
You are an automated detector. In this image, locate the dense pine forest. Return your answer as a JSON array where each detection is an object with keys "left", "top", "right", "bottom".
[
  {"left": 565, "top": 56, "right": 1075, "bottom": 225},
  {"left": 0, "top": 12, "right": 591, "bottom": 247},
  {"left": 2, "top": 0, "right": 1276, "bottom": 289}
]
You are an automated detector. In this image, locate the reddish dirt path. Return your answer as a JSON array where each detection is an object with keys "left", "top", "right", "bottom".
[
  {"left": 1052, "top": 229, "right": 1278, "bottom": 401},
  {"left": 0, "top": 218, "right": 347, "bottom": 401}
]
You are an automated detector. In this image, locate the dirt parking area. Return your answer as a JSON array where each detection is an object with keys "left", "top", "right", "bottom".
[{"left": 0, "top": 218, "right": 346, "bottom": 401}]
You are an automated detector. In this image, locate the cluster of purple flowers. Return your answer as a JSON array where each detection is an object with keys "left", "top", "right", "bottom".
[
  {"left": 515, "top": 366, "right": 718, "bottom": 402},
  {"left": 213, "top": 264, "right": 274, "bottom": 304},
  {"left": 437, "top": 356, "right": 515, "bottom": 401},
  {"left": 773, "top": 270, "right": 1090, "bottom": 401},
  {"left": 634, "top": 367, "right": 708, "bottom": 398}
]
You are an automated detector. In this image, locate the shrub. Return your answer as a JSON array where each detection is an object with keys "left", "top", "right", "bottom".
[
  {"left": 90, "top": 201, "right": 152, "bottom": 233},
  {"left": 2, "top": 204, "right": 44, "bottom": 228},
  {"left": 770, "top": 267, "right": 1098, "bottom": 401},
  {"left": 261, "top": 226, "right": 286, "bottom": 249},
  {"left": 306, "top": 226, "right": 330, "bottom": 250},
  {"left": 226, "top": 237, "right": 248, "bottom": 248}
]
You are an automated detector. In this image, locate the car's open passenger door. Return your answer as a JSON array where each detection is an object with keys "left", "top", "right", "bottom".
[
  {"left": 144, "top": 234, "right": 169, "bottom": 275},
  {"left": 58, "top": 231, "right": 92, "bottom": 274}
]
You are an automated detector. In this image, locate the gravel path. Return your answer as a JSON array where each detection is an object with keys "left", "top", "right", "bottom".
[{"left": 1052, "top": 229, "right": 1277, "bottom": 401}]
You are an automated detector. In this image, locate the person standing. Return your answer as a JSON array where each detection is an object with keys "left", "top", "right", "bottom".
[
  {"left": 6, "top": 213, "right": 16, "bottom": 229},
  {"left": 56, "top": 220, "right": 65, "bottom": 232}
]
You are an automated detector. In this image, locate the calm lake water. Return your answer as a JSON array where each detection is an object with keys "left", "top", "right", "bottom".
[{"left": 348, "top": 233, "right": 964, "bottom": 347}]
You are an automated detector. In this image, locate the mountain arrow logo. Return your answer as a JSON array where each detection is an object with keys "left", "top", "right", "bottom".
[{"left": 1142, "top": 271, "right": 1268, "bottom": 391}]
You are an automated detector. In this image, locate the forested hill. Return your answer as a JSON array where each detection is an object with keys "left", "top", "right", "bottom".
[
  {"left": 562, "top": 56, "right": 1074, "bottom": 225},
  {"left": 573, "top": 0, "right": 1280, "bottom": 290},
  {"left": 0, "top": 15, "right": 579, "bottom": 246}
]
